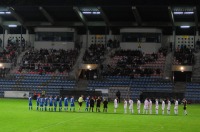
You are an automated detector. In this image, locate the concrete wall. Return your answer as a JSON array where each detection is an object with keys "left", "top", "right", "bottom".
[
  {"left": 120, "top": 28, "right": 162, "bottom": 33},
  {"left": 120, "top": 28, "right": 162, "bottom": 53},
  {"left": 175, "top": 35, "right": 195, "bottom": 49},
  {"left": 79, "top": 35, "right": 120, "bottom": 48},
  {"left": 34, "top": 27, "right": 75, "bottom": 32},
  {"left": 162, "top": 35, "right": 173, "bottom": 47},
  {"left": 120, "top": 42, "right": 161, "bottom": 53},
  {"left": 0, "top": 27, "right": 198, "bottom": 51},
  {"left": 0, "top": 29, "right": 34, "bottom": 48},
  {"left": 34, "top": 41, "right": 74, "bottom": 50}
]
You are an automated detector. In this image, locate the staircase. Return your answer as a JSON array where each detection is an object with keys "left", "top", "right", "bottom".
[
  {"left": 102, "top": 48, "right": 120, "bottom": 65},
  {"left": 163, "top": 52, "right": 173, "bottom": 79},
  {"left": 9, "top": 49, "right": 30, "bottom": 74},
  {"left": 76, "top": 79, "right": 88, "bottom": 90},
  {"left": 69, "top": 47, "right": 86, "bottom": 79},
  {"left": 192, "top": 52, "right": 200, "bottom": 82},
  {"left": 174, "top": 82, "right": 186, "bottom": 92}
]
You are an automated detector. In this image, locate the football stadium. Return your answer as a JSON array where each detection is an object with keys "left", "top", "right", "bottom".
[{"left": 0, "top": 0, "right": 200, "bottom": 132}]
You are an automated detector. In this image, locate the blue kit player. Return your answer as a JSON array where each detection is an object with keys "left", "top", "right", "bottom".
[
  {"left": 64, "top": 96, "right": 69, "bottom": 111},
  {"left": 44, "top": 96, "right": 49, "bottom": 111},
  {"left": 59, "top": 97, "right": 62, "bottom": 112},
  {"left": 40, "top": 96, "right": 44, "bottom": 111},
  {"left": 54, "top": 96, "right": 58, "bottom": 112},
  {"left": 49, "top": 96, "right": 53, "bottom": 111},
  {"left": 28, "top": 96, "right": 32, "bottom": 110},
  {"left": 36, "top": 95, "right": 40, "bottom": 110},
  {"left": 70, "top": 96, "right": 75, "bottom": 112},
  {"left": 85, "top": 96, "right": 90, "bottom": 111}
]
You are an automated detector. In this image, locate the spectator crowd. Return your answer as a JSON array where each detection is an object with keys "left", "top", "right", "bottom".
[
  {"left": 101, "top": 48, "right": 167, "bottom": 77},
  {"left": 174, "top": 45, "right": 194, "bottom": 65},
  {"left": 83, "top": 44, "right": 105, "bottom": 64},
  {"left": 19, "top": 48, "right": 78, "bottom": 74}
]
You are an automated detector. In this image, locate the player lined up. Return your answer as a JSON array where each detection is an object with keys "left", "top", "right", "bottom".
[
  {"left": 29, "top": 95, "right": 75, "bottom": 112},
  {"left": 28, "top": 96, "right": 187, "bottom": 115},
  {"left": 29, "top": 95, "right": 108, "bottom": 113},
  {"left": 123, "top": 98, "right": 186, "bottom": 115}
]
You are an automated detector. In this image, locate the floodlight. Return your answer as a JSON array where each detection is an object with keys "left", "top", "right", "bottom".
[
  {"left": 8, "top": 24, "right": 17, "bottom": 27},
  {"left": 180, "top": 66, "right": 184, "bottom": 72},
  {"left": 180, "top": 26, "right": 190, "bottom": 28},
  {"left": 184, "top": 12, "right": 194, "bottom": 15},
  {"left": 82, "top": 12, "right": 92, "bottom": 14},
  {"left": 92, "top": 12, "right": 100, "bottom": 14},
  {"left": 5, "top": 12, "right": 11, "bottom": 14},
  {"left": 87, "top": 65, "right": 91, "bottom": 69},
  {"left": 174, "top": 12, "right": 183, "bottom": 15}
]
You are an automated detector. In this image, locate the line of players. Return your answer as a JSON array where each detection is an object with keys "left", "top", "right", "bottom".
[
  {"left": 28, "top": 95, "right": 187, "bottom": 115},
  {"left": 121, "top": 98, "right": 187, "bottom": 115},
  {"left": 134, "top": 98, "right": 179, "bottom": 115},
  {"left": 29, "top": 95, "right": 76, "bottom": 112},
  {"left": 28, "top": 95, "right": 108, "bottom": 112}
]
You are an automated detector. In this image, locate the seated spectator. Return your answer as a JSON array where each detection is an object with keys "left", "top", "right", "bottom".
[
  {"left": 83, "top": 44, "right": 105, "bottom": 64},
  {"left": 101, "top": 48, "right": 166, "bottom": 77},
  {"left": 19, "top": 48, "right": 78, "bottom": 74},
  {"left": 173, "top": 45, "right": 194, "bottom": 65}
]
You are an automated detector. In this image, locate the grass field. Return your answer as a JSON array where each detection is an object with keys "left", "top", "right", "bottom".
[{"left": 0, "top": 98, "right": 199, "bottom": 132}]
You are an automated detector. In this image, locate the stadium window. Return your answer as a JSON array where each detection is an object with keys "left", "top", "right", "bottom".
[{"left": 35, "top": 32, "right": 74, "bottom": 42}]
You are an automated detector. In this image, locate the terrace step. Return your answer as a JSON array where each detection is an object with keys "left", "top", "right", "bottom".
[
  {"left": 76, "top": 79, "right": 88, "bottom": 90},
  {"left": 174, "top": 82, "right": 186, "bottom": 92}
]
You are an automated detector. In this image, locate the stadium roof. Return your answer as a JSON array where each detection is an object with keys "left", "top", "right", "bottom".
[{"left": 0, "top": 0, "right": 200, "bottom": 35}]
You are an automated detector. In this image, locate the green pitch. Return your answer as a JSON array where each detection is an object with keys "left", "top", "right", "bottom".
[{"left": 0, "top": 98, "right": 199, "bottom": 132}]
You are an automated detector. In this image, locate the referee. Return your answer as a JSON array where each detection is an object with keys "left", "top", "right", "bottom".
[
  {"left": 183, "top": 98, "right": 187, "bottom": 115},
  {"left": 78, "top": 95, "right": 84, "bottom": 112}
]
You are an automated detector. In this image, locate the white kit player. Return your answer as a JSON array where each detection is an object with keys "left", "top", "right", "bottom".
[
  {"left": 167, "top": 99, "right": 171, "bottom": 115},
  {"left": 155, "top": 99, "right": 159, "bottom": 115},
  {"left": 114, "top": 97, "right": 118, "bottom": 113},
  {"left": 144, "top": 98, "right": 149, "bottom": 114},
  {"left": 162, "top": 99, "right": 165, "bottom": 115},
  {"left": 174, "top": 99, "right": 178, "bottom": 115},
  {"left": 149, "top": 99, "right": 152, "bottom": 114},
  {"left": 124, "top": 99, "right": 127, "bottom": 114},
  {"left": 137, "top": 99, "right": 141, "bottom": 114},
  {"left": 129, "top": 98, "right": 134, "bottom": 114}
]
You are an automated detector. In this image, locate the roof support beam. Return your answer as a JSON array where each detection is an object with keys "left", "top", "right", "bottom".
[
  {"left": 0, "top": 17, "right": 8, "bottom": 30},
  {"left": 132, "top": 6, "right": 142, "bottom": 26},
  {"left": 168, "top": 6, "right": 175, "bottom": 28},
  {"left": 8, "top": 7, "right": 24, "bottom": 25},
  {"left": 97, "top": 6, "right": 111, "bottom": 27},
  {"left": 194, "top": 6, "right": 198, "bottom": 31},
  {"left": 73, "top": 6, "right": 87, "bottom": 28},
  {"left": 23, "top": 21, "right": 197, "bottom": 27},
  {"left": 39, "top": 6, "right": 54, "bottom": 25}
]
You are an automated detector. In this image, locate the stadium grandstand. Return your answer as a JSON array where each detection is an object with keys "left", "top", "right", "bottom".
[{"left": 0, "top": 0, "right": 200, "bottom": 104}]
